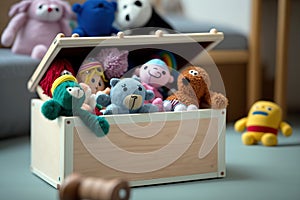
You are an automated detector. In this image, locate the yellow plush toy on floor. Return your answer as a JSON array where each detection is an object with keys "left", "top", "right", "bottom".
[{"left": 234, "top": 101, "right": 292, "bottom": 146}]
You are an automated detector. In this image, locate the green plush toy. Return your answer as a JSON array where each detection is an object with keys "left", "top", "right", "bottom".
[{"left": 41, "top": 75, "right": 109, "bottom": 137}]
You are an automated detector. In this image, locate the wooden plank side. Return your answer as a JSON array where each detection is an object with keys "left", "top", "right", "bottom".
[{"left": 72, "top": 117, "right": 220, "bottom": 184}]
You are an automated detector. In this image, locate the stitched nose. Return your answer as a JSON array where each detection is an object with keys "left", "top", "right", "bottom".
[
  {"left": 125, "top": 14, "right": 130, "bottom": 21},
  {"left": 48, "top": 7, "right": 53, "bottom": 12}
]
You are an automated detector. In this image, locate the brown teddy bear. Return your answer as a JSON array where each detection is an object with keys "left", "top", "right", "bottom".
[{"left": 163, "top": 66, "right": 228, "bottom": 111}]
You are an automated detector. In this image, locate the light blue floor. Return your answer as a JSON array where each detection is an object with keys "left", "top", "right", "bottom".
[{"left": 1, "top": 119, "right": 299, "bottom": 200}]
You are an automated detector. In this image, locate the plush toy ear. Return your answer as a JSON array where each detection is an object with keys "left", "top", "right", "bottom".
[
  {"left": 9, "top": 0, "right": 32, "bottom": 17},
  {"left": 145, "top": 90, "right": 155, "bottom": 101},
  {"left": 110, "top": 78, "right": 120, "bottom": 87},
  {"left": 132, "top": 76, "right": 141, "bottom": 82},
  {"left": 72, "top": 3, "right": 82, "bottom": 14},
  {"left": 59, "top": 1, "right": 74, "bottom": 19}
]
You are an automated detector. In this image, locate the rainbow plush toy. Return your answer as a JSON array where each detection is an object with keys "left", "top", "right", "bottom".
[{"left": 234, "top": 101, "right": 292, "bottom": 146}]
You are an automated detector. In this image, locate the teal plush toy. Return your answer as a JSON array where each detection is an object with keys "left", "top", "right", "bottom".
[
  {"left": 96, "top": 77, "right": 159, "bottom": 115},
  {"left": 72, "top": 0, "right": 119, "bottom": 36},
  {"left": 41, "top": 75, "right": 109, "bottom": 137}
]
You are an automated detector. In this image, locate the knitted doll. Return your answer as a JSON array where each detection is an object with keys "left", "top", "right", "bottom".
[{"left": 164, "top": 66, "right": 228, "bottom": 112}]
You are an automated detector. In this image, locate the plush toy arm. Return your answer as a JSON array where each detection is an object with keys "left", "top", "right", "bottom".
[
  {"left": 41, "top": 100, "right": 62, "bottom": 120},
  {"left": 1, "top": 13, "right": 27, "bottom": 47},
  {"left": 77, "top": 109, "right": 110, "bottom": 137},
  {"left": 234, "top": 117, "right": 248, "bottom": 132},
  {"left": 96, "top": 93, "right": 111, "bottom": 107},
  {"left": 103, "top": 104, "right": 122, "bottom": 115},
  {"left": 72, "top": 27, "right": 86, "bottom": 37},
  {"left": 145, "top": 90, "right": 155, "bottom": 101},
  {"left": 280, "top": 121, "right": 293, "bottom": 137},
  {"left": 210, "top": 91, "right": 229, "bottom": 109},
  {"left": 139, "top": 104, "right": 159, "bottom": 113}
]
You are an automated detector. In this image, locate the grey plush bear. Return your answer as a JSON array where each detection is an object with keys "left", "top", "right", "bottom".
[{"left": 97, "top": 78, "right": 159, "bottom": 115}]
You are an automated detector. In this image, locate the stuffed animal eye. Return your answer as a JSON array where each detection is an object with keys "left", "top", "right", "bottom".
[
  {"left": 66, "top": 87, "right": 72, "bottom": 92},
  {"left": 60, "top": 70, "right": 71, "bottom": 76},
  {"left": 98, "top": 3, "right": 104, "bottom": 8},
  {"left": 267, "top": 107, "right": 272, "bottom": 111},
  {"left": 91, "top": 78, "right": 95, "bottom": 83},
  {"left": 38, "top": 4, "right": 44, "bottom": 9},
  {"left": 189, "top": 70, "right": 198, "bottom": 76},
  {"left": 122, "top": 84, "right": 127, "bottom": 91},
  {"left": 137, "top": 85, "right": 143, "bottom": 91},
  {"left": 123, "top": 5, "right": 127, "bottom": 9},
  {"left": 134, "top": 0, "right": 142, "bottom": 7},
  {"left": 143, "top": 66, "right": 148, "bottom": 70},
  {"left": 98, "top": 81, "right": 102, "bottom": 87},
  {"left": 162, "top": 71, "right": 166, "bottom": 75},
  {"left": 55, "top": 8, "right": 60, "bottom": 12}
]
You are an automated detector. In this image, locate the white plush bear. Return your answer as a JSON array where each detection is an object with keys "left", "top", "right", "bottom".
[{"left": 1, "top": 0, "right": 73, "bottom": 59}]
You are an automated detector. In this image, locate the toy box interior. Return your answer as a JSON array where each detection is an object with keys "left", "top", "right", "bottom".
[{"left": 28, "top": 30, "right": 227, "bottom": 188}]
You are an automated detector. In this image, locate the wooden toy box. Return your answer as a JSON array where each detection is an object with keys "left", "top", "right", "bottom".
[{"left": 28, "top": 31, "right": 226, "bottom": 188}]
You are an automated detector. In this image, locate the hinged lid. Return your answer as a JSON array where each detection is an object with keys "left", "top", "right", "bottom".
[{"left": 27, "top": 29, "right": 224, "bottom": 92}]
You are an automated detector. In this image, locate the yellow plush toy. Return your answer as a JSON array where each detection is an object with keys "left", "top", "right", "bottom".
[{"left": 234, "top": 101, "right": 292, "bottom": 146}]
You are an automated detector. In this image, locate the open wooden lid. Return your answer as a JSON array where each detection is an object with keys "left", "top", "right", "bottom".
[{"left": 27, "top": 29, "right": 223, "bottom": 92}]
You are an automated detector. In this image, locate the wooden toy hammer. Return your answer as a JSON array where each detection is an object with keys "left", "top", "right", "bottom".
[{"left": 59, "top": 174, "right": 130, "bottom": 200}]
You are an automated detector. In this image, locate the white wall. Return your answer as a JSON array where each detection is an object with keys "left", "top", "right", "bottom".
[{"left": 182, "top": 0, "right": 251, "bottom": 36}]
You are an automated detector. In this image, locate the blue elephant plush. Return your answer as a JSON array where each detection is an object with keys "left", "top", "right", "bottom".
[
  {"left": 97, "top": 78, "right": 159, "bottom": 115},
  {"left": 72, "top": 0, "right": 119, "bottom": 36}
]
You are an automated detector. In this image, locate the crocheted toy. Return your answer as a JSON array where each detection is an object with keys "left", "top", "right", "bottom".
[
  {"left": 1, "top": 0, "right": 73, "bottom": 59},
  {"left": 115, "top": 0, "right": 173, "bottom": 31},
  {"left": 234, "top": 101, "right": 292, "bottom": 146},
  {"left": 41, "top": 75, "right": 109, "bottom": 137},
  {"left": 40, "top": 59, "right": 75, "bottom": 98},
  {"left": 96, "top": 78, "right": 159, "bottom": 115},
  {"left": 72, "top": 0, "right": 118, "bottom": 36},
  {"left": 137, "top": 59, "right": 174, "bottom": 111},
  {"left": 164, "top": 66, "right": 228, "bottom": 112},
  {"left": 76, "top": 57, "right": 109, "bottom": 94},
  {"left": 97, "top": 48, "right": 129, "bottom": 80}
]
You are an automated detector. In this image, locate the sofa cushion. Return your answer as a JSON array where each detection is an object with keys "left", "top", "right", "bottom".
[{"left": 0, "top": 49, "right": 39, "bottom": 139}]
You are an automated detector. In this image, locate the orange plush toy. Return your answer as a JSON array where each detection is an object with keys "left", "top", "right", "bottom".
[{"left": 163, "top": 66, "right": 228, "bottom": 111}]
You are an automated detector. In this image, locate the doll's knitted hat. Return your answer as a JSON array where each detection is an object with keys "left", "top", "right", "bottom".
[
  {"left": 145, "top": 59, "right": 168, "bottom": 70},
  {"left": 78, "top": 59, "right": 103, "bottom": 74},
  {"left": 51, "top": 75, "right": 77, "bottom": 95}
]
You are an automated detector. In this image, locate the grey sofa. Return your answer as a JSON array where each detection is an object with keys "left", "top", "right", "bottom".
[{"left": 0, "top": 49, "right": 39, "bottom": 139}]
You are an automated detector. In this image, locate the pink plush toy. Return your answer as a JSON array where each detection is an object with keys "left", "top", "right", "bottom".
[
  {"left": 137, "top": 59, "right": 174, "bottom": 111},
  {"left": 1, "top": 0, "right": 73, "bottom": 59}
]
